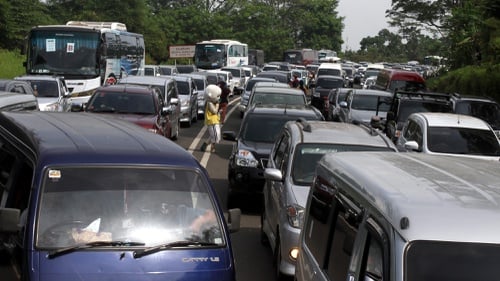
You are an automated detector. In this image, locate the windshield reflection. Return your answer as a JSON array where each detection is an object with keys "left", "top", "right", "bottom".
[{"left": 37, "top": 167, "right": 223, "bottom": 249}]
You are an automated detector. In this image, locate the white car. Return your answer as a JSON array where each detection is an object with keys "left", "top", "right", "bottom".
[
  {"left": 397, "top": 112, "right": 500, "bottom": 160},
  {"left": 15, "top": 75, "right": 70, "bottom": 111}
]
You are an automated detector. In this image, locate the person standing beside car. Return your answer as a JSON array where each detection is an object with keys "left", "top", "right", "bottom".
[{"left": 218, "top": 81, "right": 230, "bottom": 124}]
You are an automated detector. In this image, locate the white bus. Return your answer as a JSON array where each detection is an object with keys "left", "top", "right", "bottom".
[
  {"left": 194, "top": 39, "right": 248, "bottom": 70},
  {"left": 25, "top": 21, "right": 145, "bottom": 99}
]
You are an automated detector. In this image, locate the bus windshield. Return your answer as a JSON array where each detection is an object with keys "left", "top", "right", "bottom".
[
  {"left": 194, "top": 44, "right": 225, "bottom": 70},
  {"left": 27, "top": 30, "right": 100, "bottom": 77}
]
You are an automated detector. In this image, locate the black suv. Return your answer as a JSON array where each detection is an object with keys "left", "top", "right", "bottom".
[
  {"left": 383, "top": 90, "right": 453, "bottom": 143},
  {"left": 451, "top": 93, "right": 500, "bottom": 136},
  {"left": 223, "top": 104, "right": 323, "bottom": 197}
]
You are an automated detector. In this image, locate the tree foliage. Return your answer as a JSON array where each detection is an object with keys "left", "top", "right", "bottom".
[
  {"left": 0, "top": 0, "right": 344, "bottom": 63},
  {"left": 0, "top": 0, "right": 497, "bottom": 69},
  {"left": 386, "top": 0, "right": 499, "bottom": 69}
]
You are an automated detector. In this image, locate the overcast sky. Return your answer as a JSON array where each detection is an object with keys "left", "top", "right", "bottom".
[{"left": 337, "top": 0, "right": 392, "bottom": 51}]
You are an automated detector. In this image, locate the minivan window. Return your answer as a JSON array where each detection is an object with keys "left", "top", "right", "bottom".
[
  {"left": 37, "top": 166, "right": 224, "bottom": 248},
  {"left": 292, "top": 144, "right": 395, "bottom": 185},
  {"left": 326, "top": 195, "right": 360, "bottom": 281},
  {"left": 406, "top": 240, "right": 500, "bottom": 281}
]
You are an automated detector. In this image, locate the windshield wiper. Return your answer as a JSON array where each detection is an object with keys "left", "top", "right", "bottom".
[
  {"left": 133, "top": 240, "right": 217, "bottom": 259},
  {"left": 47, "top": 240, "right": 145, "bottom": 259}
]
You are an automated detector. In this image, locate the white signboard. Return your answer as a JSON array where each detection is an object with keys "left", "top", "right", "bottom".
[
  {"left": 169, "top": 45, "right": 195, "bottom": 58},
  {"left": 46, "top": 39, "right": 56, "bottom": 52}
]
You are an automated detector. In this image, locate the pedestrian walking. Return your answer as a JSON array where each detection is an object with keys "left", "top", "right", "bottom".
[{"left": 200, "top": 85, "right": 221, "bottom": 153}]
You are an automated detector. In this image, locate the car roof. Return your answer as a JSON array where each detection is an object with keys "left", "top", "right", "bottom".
[
  {"left": 95, "top": 84, "right": 154, "bottom": 94},
  {"left": 316, "top": 75, "right": 344, "bottom": 80},
  {"left": 253, "top": 87, "right": 304, "bottom": 95},
  {"left": 119, "top": 76, "right": 173, "bottom": 87},
  {"left": 318, "top": 62, "right": 342, "bottom": 68},
  {"left": 0, "top": 91, "right": 39, "bottom": 110},
  {"left": 177, "top": 73, "right": 207, "bottom": 80},
  {"left": 285, "top": 120, "right": 396, "bottom": 149},
  {"left": 452, "top": 94, "right": 497, "bottom": 103},
  {"left": 171, "top": 75, "right": 193, "bottom": 82},
  {"left": 0, "top": 79, "right": 31, "bottom": 88},
  {"left": 413, "top": 112, "right": 492, "bottom": 129},
  {"left": 248, "top": 104, "right": 323, "bottom": 119},
  {"left": 253, "top": 81, "right": 289, "bottom": 88},
  {"left": 15, "top": 75, "right": 63, "bottom": 81},
  {"left": 248, "top": 77, "right": 276, "bottom": 82},
  {"left": 351, "top": 89, "right": 393, "bottom": 97},
  {"left": 0, "top": 111, "right": 199, "bottom": 168},
  {"left": 318, "top": 152, "right": 500, "bottom": 243}
]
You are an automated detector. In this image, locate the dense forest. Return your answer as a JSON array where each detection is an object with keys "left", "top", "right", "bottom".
[{"left": 0, "top": 0, "right": 498, "bottom": 69}]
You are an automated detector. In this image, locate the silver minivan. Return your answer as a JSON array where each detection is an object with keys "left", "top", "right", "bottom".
[
  {"left": 262, "top": 120, "right": 397, "bottom": 279},
  {"left": 296, "top": 152, "right": 500, "bottom": 281}
]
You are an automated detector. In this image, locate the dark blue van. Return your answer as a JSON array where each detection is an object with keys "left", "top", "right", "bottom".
[{"left": 0, "top": 111, "right": 240, "bottom": 281}]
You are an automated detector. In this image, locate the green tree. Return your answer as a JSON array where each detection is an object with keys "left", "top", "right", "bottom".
[{"left": 0, "top": 0, "right": 53, "bottom": 50}]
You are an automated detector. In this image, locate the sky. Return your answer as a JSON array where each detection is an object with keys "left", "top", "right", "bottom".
[{"left": 337, "top": 0, "right": 393, "bottom": 51}]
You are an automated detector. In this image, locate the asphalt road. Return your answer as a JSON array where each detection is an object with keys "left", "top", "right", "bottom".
[{"left": 0, "top": 95, "right": 279, "bottom": 281}]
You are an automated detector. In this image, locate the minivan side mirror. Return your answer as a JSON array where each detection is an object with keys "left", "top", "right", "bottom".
[{"left": 0, "top": 208, "right": 21, "bottom": 233}]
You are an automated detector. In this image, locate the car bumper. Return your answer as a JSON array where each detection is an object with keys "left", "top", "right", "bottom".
[
  {"left": 228, "top": 164, "right": 265, "bottom": 193},
  {"left": 279, "top": 223, "right": 301, "bottom": 276}
]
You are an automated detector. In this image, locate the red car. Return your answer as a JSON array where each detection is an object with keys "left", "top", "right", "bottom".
[{"left": 77, "top": 84, "right": 174, "bottom": 139}]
